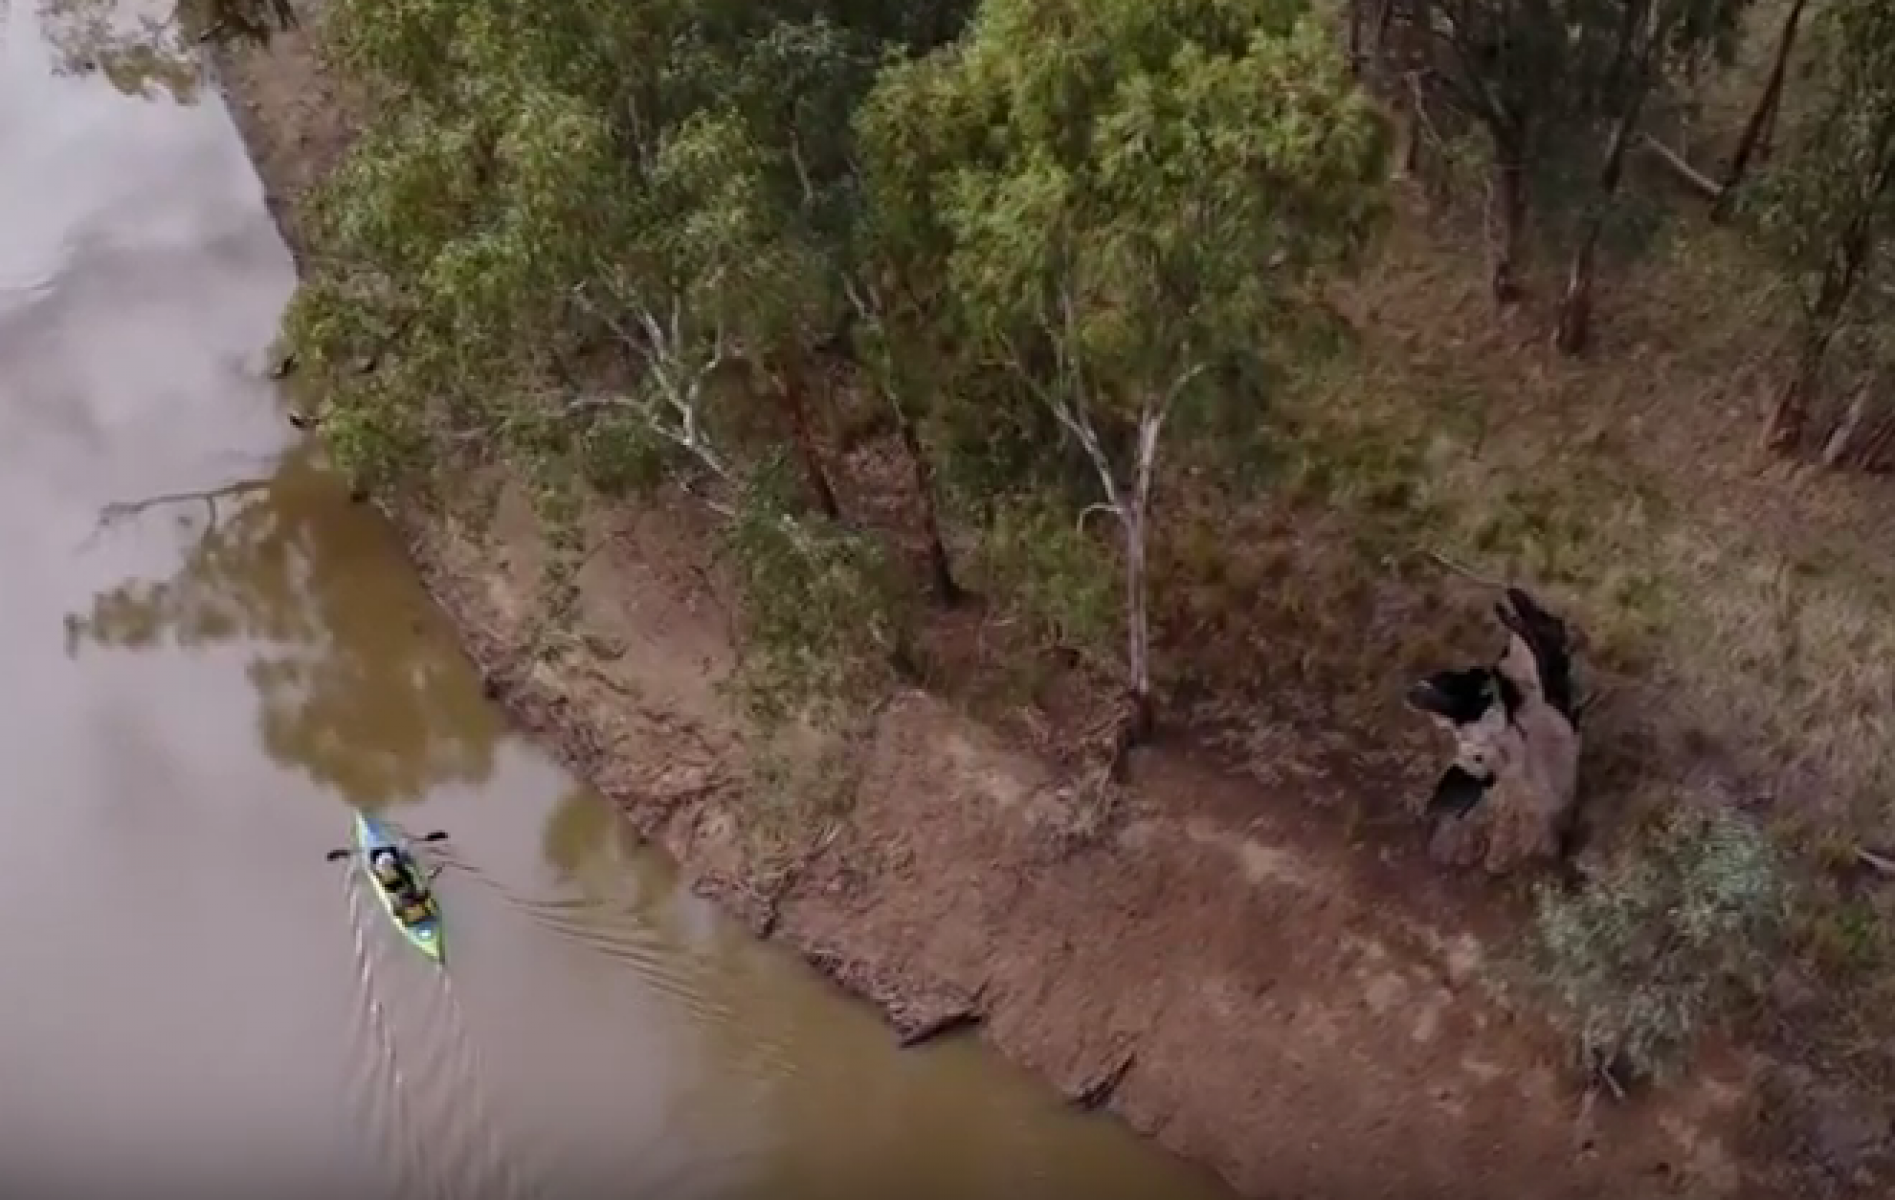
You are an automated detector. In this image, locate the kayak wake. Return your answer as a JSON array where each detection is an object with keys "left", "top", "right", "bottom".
[{"left": 342, "top": 871, "right": 441, "bottom": 1200}]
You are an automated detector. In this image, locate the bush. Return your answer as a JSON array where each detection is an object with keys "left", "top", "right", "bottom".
[
  {"left": 723, "top": 465, "right": 912, "bottom": 726},
  {"left": 972, "top": 495, "right": 1119, "bottom": 661},
  {"left": 1530, "top": 806, "right": 1788, "bottom": 1084}
]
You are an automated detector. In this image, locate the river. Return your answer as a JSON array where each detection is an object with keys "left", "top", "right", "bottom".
[{"left": 0, "top": 5, "right": 1236, "bottom": 1199}]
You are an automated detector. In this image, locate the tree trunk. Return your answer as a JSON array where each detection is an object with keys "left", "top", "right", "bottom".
[
  {"left": 1400, "top": 80, "right": 1423, "bottom": 178},
  {"left": 1371, "top": 0, "right": 1395, "bottom": 73},
  {"left": 777, "top": 371, "right": 842, "bottom": 522},
  {"left": 1718, "top": 0, "right": 1808, "bottom": 212},
  {"left": 1121, "top": 503, "right": 1155, "bottom": 753},
  {"left": 1556, "top": 84, "right": 1647, "bottom": 355},
  {"left": 1489, "top": 154, "right": 1528, "bottom": 303},
  {"left": 1348, "top": 0, "right": 1365, "bottom": 76},
  {"left": 1820, "top": 388, "right": 1870, "bottom": 468},
  {"left": 890, "top": 397, "right": 962, "bottom": 607},
  {"left": 1851, "top": 407, "right": 1895, "bottom": 472},
  {"left": 1768, "top": 202, "right": 1887, "bottom": 453},
  {"left": 1764, "top": 340, "right": 1824, "bottom": 454},
  {"left": 1119, "top": 407, "right": 1167, "bottom": 759}
]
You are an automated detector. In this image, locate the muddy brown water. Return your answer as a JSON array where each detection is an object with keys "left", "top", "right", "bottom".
[{"left": 0, "top": 6, "right": 1235, "bottom": 1200}]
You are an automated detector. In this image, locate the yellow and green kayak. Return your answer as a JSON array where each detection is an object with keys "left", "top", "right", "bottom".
[{"left": 354, "top": 812, "right": 445, "bottom": 964}]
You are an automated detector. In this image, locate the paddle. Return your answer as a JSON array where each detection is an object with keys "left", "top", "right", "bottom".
[{"left": 322, "top": 829, "right": 451, "bottom": 862}]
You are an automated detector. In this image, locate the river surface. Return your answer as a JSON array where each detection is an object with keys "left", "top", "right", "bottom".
[{"left": 0, "top": 5, "right": 1236, "bottom": 1199}]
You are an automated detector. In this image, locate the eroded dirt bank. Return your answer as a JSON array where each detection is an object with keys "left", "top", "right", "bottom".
[{"left": 215, "top": 20, "right": 1777, "bottom": 1200}]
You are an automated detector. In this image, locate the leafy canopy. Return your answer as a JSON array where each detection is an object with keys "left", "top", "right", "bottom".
[
  {"left": 287, "top": 0, "right": 956, "bottom": 496},
  {"left": 861, "top": 0, "right": 1389, "bottom": 460}
]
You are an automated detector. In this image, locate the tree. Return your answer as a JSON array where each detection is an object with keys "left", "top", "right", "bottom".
[
  {"left": 845, "top": 272, "right": 967, "bottom": 607},
  {"left": 862, "top": 0, "right": 1389, "bottom": 749},
  {"left": 1718, "top": 0, "right": 1813, "bottom": 205},
  {"left": 1750, "top": 0, "right": 1895, "bottom": 454},
  {"left": 1552, "top": 0, "right": 1755, "bottom": 355},
  {"left": 287, "top": 0, "right": 941, "bottom": 719},
  {"left": 1388, "top": 1, "right": 1584, "bottom": 302}
]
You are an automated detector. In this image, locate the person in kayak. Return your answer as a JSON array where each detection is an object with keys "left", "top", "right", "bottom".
[{"left": 372, "top": 848, "right": 430, "bottom": 923}]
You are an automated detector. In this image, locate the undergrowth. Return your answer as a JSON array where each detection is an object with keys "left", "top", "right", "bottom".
[{"left": 1529, "top": 806, "right": 1787, "bottom": 1085}]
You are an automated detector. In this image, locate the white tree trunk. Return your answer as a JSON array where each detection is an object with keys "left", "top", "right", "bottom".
[{"left": 1123, "top": 406, "right": 1166, "bottom": 731}]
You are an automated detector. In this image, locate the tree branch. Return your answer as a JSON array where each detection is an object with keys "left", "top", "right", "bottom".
[{"left": 1637, "top": 134, "right": 1725, "bottom": 203}]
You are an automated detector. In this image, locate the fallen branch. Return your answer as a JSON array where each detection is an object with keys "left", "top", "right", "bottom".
[
  {"left": 1421, "top": 548, "right": 1508, "bottom": 589},
  {"left": 1636, "top": 135, "right": 1725, "bottom": 204},
  {"left": 1856, "top": 847, "right": 1895, "bottom": 879},
  {"left": 1592, "top": 1056, "right": 1628, "bottom": 1103}
]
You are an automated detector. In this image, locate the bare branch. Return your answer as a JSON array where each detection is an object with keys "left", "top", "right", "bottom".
[
  {"left": 1155, "top": 361, "right": 1211, "bottom": 426},
  {"left": 1857, "top": 847, "right": 1895, "bottom": 879},
  {"left": 1076, "top": 502, "right": 1120, "bottom": 533},
  {"left": 994, "top": 322, "right": 1124, "bottom": 513},
  {"left": 570, "top": 285, "right": 737, "bottom": 485},
  {"left": 1636, "top": 134, "right": 1725, "bottom": 204},
  {"left": 1422, "top": 547, "right": 1509, "bottom": 589}
]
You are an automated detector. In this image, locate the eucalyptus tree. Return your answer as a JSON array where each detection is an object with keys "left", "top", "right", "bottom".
[
  {"left": 1552, "top": 0, "right": 1756, "bottom": 355},
  {"left": 1372, "top": 0, "right": 1749, "bottom": 327},
  {"left": 860, "top": 0, "right": 1389, "bottom": 748},
  {"left": 1750, "top": 0, "right": 1895, "bottom": 456},
  {"left": 282, "top": 0, "right": 964, "bottom": 715}
]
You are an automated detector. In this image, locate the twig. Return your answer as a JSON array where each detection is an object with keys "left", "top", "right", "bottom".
[
  {"left": 1635, "top": 134, "right": 1725, "bottom": 204},
  {"left": 1594, "top": 1058, "right": 1627, "bottom": 1102},
  {"left": 1856, "top": 847, "right": 1895, "bottom": 879},
  {"left": 1076, "top": 502, "right": 1119, "bottom": 533},
  {"left": 1421, "top": 548, "right": 1508, "bottom": 589}
]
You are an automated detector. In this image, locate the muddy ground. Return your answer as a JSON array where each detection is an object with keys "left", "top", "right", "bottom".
[{"left": 212, "top": 15, "right": 1786, "bottom": 1200}]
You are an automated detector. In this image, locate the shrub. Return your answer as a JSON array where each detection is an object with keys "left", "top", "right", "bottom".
[{"left": 1530, "top": 805, "right": 1788, "bottom": 1084}]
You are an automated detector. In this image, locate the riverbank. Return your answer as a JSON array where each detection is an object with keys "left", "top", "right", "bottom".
[{"left": 214, "top": 14, "right": 1796, "bottom": 1200}]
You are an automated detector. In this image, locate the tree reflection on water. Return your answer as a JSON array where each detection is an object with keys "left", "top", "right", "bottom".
[
  {"left": 63, "top": 448, "right": 501, "bottom": 807},
  {"left": 540, "top": 780, "right": 649, "bottom": 884},
  {"left": 32, "top": 0, "right": 296, "bottom": 102}
]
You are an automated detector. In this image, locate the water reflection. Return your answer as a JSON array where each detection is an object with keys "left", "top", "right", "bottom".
[
  {"left": 63, "top": 446, "right": 502, "bottom": 805},
  {"left": 36, "top": 0, "right": 201, "bottom": 100},
  {"left": 540, "top": 779, "right": 633, "bottom": 882}
]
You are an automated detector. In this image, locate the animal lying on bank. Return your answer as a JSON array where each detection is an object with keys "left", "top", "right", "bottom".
[{"left": 1404, "top": 587, "right": 1581, "bottom": 874}]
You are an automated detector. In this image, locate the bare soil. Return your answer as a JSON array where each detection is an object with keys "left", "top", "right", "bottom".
[{"left": 212, "top": 14, "right": 1836, "bottom": 1200}]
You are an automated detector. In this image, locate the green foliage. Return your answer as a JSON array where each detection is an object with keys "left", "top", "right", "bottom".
[
  {"left": 722, "top": 466, "right": 911, "bottom": 725},
  {"left": 1747, "top": 0, "right": 1895, "bottom": 324},
  {"left": 1530, "top": 807, "right": 1787, "bottom": 1082},
  {"left": 973, "top": 496, "right": 1119, "bottom": 656},
  {"left": 282, "top": 0, "right": 976, "bottom": 719},
  {"left": 289, "top": 0, "right": 944, "bottom": 495},
  {"left": 857, "top": 0, "right": 1389, "bottom": 714},
  {"left": 875, "top": 0, "right": 1390, "bottom": 433}
]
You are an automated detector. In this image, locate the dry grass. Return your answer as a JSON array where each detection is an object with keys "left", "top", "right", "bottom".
[{"left": 1133, "top": 159, "right": 1895, "bottom": 1083}]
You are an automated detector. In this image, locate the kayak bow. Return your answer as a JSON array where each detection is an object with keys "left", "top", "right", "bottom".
[{"left": 353, "top": 812, "right": 445, "bottom": 964}]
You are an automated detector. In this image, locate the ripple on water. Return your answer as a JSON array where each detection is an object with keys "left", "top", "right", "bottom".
[
  {"left": 449, "top": 857, "right": 743, "bottom": 1031},
  {"left": 340, "top": 875, "right": 440, "bottom": 1200},
  {"left": 342, "top": 869, "right": 549, "bottom": 1200}
]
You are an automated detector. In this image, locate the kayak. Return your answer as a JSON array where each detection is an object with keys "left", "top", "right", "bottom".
[{"left": 353, "top": 812, "right": 445, "bottom": 964}]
